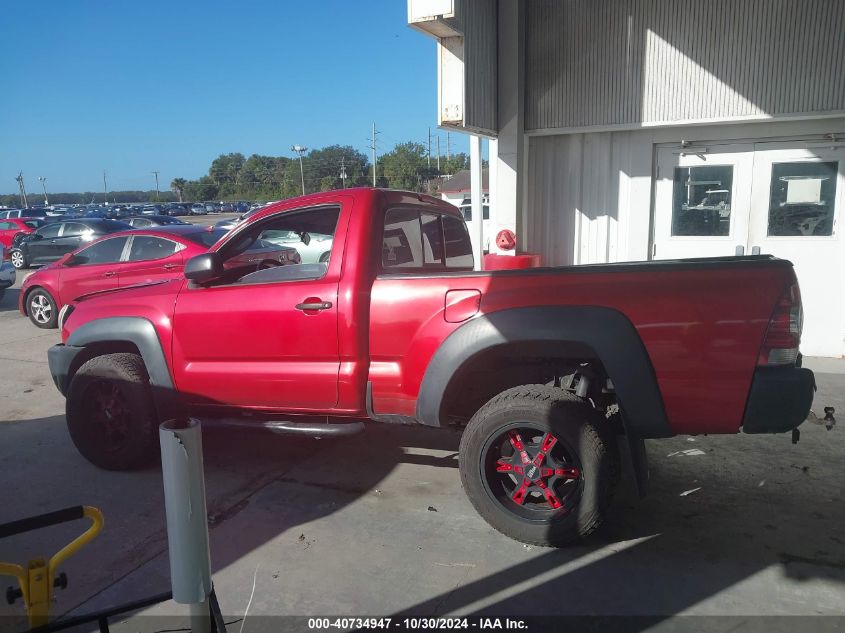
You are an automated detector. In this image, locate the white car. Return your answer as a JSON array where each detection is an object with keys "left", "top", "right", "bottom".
[
  {"left": 0, "top": 244, "right": 16, "bottom": 302},
  {"left": 258, "top": 229, "right": 333, "bottom": 264}
]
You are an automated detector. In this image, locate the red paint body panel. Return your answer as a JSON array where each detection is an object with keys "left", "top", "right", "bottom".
[
  {"left": 19, "top": 229, "right": 210, "bottom": 316},
  {"left": 0, "top": 218, "right": 38, "bottom": 251},
  {"left": 60, "top": 188, "right": 797, "bottom": 436}
]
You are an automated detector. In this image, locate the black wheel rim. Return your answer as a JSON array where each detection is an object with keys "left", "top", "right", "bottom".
[
  {"left": 81, "top": 379, "right": 132, "bottom": 453},
  {"left": 480, "top": 422, "right": 583, "bottom": 522}
]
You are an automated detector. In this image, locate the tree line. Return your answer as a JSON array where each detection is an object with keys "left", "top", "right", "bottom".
[
  {"left": 1, "top": 142, "right": 472, "bottom": 208},
  {"left": 170, "top": 143, "right": 471, "bottom": 203}
]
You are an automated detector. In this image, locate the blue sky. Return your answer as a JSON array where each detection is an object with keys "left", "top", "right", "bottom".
[{"left": 0, "top": 1, "right": 468, "bottom": 194}]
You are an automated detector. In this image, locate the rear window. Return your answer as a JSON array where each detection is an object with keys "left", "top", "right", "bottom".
[
  {"left": 24, "top": 220, "right": 45, "bottom": 229},
  {"left": 381, "top": 208, "right": 473, "bottom": 272},
  {"left": 99, "top": 220, "right": 132, "bottom": 233},
  {"left": 183, "top": 228, "right": 228, "bottom": 248}
]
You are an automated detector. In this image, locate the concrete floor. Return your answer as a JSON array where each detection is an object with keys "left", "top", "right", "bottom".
[{"left": 0, "top": 238, "right": 843, "bottom": 632}]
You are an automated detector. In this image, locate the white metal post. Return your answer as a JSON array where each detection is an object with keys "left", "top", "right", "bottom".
[
  {"left": 470, "top": 134, "right": 484, "bottom": 270},
  {"left": 160, "top": 419, "right": 213, "bottom": 633}
]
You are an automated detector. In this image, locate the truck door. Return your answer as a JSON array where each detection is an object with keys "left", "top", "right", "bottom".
[{"left": 171, "top": 203, "right": 344, "bottom": 410}]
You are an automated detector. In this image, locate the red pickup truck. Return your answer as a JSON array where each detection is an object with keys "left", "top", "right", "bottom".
[{"left": 47, "top": 188, "right": 816, "bottom": 546}]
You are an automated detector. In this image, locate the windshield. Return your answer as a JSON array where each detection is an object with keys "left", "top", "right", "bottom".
[{"left": 183, "top": 228, "right": 228, "bottom": 248}]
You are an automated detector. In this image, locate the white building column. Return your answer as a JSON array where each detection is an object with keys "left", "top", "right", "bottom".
[
  {"left": 492, "top": 0, "right": 525, "bottom": 254},
  {"left": 470, "top": 134, "right": 484, "bottom": 270}
]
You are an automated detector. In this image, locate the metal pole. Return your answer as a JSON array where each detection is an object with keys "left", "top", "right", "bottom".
[
  {"left": 291, "top": 146, "right": 308, "bottom": 195},
  {"left": 470, "top": 134, "right": 484, "bottom": 271},
  {"left": 103, "top": 171, "right": 108, "bottom": 205},
  {"left": 427, "top": 128, "right": 431, "bottom": 169},
  {"left": 436, "top": 136, "right": 441, "bottom": 173},
  {"left": 159, "top": 419, "right": 213, "bottom": 633},
  {"left": 372, "top": 122, "right": 377, "bottom": 187},
  {"left": 152, "top": 171, "right": 160, "bottom": 201},
  {"left": 38, "top": 177, "right": 49, "bottom": 205}
]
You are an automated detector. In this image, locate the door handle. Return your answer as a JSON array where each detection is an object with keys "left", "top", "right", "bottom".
[
  {"left": 163, "top": 263, "right": 179, "bottom": 270},
  {"left": 103, "top": 271, "right": 116, "bottom": 278},
  {"left": 295, "top": 300, "right": 332, "bottom": 311}
]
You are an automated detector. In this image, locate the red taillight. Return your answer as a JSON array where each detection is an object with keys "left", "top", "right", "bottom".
[{"left": 758, "top": 283, "right": 803, "bottom": 366}]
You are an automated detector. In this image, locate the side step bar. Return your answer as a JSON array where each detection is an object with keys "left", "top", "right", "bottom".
[{"left": 200, "top": 417, "right": 365, "bottom": 438}]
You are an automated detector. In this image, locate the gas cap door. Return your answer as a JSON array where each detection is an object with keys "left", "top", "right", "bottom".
[{"left": 444, "top": 289, "right": 481, "bottom": 323}]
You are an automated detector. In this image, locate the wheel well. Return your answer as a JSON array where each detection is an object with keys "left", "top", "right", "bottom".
[
  {"left": 66, "top": 342, "right": 144, "bottom": 386},
  {"left": 438, "top": 341, "right": 615, "bottom": 427}
]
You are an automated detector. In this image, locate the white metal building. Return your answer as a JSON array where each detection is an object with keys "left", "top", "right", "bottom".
[{"left": 408, "top": 0, "right": 845, "bottom": 357}]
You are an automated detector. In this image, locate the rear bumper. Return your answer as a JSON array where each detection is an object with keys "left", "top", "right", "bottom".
[
  {"left": 47, "top": 343, "right": 84, "bottom": 396},
  {"left": 742, "top": 366, "right": 815, "bottom": 434}
]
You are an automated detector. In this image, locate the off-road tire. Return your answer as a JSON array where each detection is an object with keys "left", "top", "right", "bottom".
[
  {"left": 459, "top": 385, "right": 620, "bottom": 547},
  {"left": 66, "top": 353, "right": 159, "bottom": 470}
]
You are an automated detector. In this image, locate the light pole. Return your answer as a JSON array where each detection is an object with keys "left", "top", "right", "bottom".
[
  {"left": 152, "top": 171, "right": 160, "bottom": 201},
  {"left": 37, "top": 177, "right": 49, "bottom": 206},
  {"left": 103, "top": 170, "right": 108, "bottom": 205},
  {"left": 291, "top": 145, "right": 307, "bottom": 195}
]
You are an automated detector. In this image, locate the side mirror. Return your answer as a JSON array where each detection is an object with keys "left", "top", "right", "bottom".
[
  {"left": 185, "top": 252, "right": 224, "bottom": 284},
  {"left": 300, "top": 231, "right": 311, "bottom": 246}
]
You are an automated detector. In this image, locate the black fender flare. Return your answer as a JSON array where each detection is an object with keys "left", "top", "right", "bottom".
[
  {"left": 415, "top": 306, "right": 672, "bottom": 439},
  {"left": 66, "top": 316, "right": 177, "bottom": 420}
]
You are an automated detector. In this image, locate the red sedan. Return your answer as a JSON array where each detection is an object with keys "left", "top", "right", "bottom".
[
  {"left": 0, "top": 217, "right": 46, "bottom": 255},
  {"left": 19, "top": 225, "right": 299, "bottom": 328}
]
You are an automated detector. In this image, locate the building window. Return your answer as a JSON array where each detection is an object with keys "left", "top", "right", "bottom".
[
  {"left": 671, "top": 165, "right": 733, "bottom": 236},
  {"left": 767, "top": 162, "right": 837, "bottom": 236}
]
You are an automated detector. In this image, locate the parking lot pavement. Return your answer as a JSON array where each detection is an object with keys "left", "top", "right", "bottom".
[{"left": 1, "top": 276, "right": 844, "bottom": 628}]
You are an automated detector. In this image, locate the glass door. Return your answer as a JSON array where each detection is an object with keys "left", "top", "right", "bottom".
[
  {"left": 653, "top": 144, "right": 753, "bottom": 260},
  {"left": 748, "top": 144, "right": 845, "bottom": 357}
]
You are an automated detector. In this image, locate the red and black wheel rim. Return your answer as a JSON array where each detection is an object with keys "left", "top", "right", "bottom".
[
  {"left": 480, "top": 423, "right": 583, "bottom": 521},
  {"left": 82, "top": 379, "right": 132, "bottom": 453}
]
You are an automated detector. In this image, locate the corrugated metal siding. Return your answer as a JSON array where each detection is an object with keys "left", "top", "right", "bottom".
[
  {"left": 526, "top": 132, "right": 653, "bottom": 265},
  {"left": 461, "top": 0, "right": 497, "bottom": 133},
  {"left": 525, "top": 0, "right": 845, "bottom": 130}
]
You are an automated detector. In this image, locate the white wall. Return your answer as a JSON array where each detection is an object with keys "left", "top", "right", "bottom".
[{"left": 525, "top": 117, "right": 845, "bottom": 266}]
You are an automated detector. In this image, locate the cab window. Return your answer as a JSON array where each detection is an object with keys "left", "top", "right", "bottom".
[{"left": 213, "top": 204, "right": 340, "bottom": 286}]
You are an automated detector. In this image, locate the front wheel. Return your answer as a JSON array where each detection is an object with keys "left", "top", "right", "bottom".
[
  {"left": 66, "top": 353, "right": 159, "bottom": 470},
  {"left": 10, "top": 249, "right": 26, "bottom": 269},
  {"left": 459, "top": 385, "right": 619, "bottom": 547},
  {"left": 27, "top": 289, "right": 58, "bottom": 328}
]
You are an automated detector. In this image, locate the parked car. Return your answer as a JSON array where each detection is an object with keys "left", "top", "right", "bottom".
[
  {"left": 203, "top": 202, "right": 221, "bottom": 214},
  {"left": 20, "top": 225, "right": 298, "bottom": 328},
  {"left": 214, "top": 204, "right": 269, "bottom": 231},
  {"left": 9, "top": 219, "right": 132, "bottom": 269},
  {"left": 46, "top": 188, "right": 817, "bottom": 548},
  {"left": 219, "top": 202, "right": 234, "bottom": 213},
  {"left": 0, "top": 218, "right": 46, "bottom": 253},
  {"left": 125, "top": 215, "right": 191, "bottom": 228},
  {"left": 190, "top": 203, "right": 207, "bottom": 215},
  {"left": 0, "top": 244, "right": 15, "bottom": 301},
  {"left": 164, "top": 203, "right": 192, "bottom": 216},
  {"left": 0, "top": 208, "right": 48, "bottom": 219}
]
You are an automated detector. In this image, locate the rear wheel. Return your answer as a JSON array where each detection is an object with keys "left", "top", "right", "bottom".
[
  {"left": 27, "top": 289, "right": 58, "bottom": 329},
  {"left": 66, "top": 353, "right": 159, "bottom": 470},
  {"left": 459, "top": 385, "right": 619, "bottom": 547}
]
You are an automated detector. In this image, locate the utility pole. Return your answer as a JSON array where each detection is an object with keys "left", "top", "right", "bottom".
[
  {"left": 38, "top": 177, "right": 49, "bottom": 205},
  {"left": 103, "top": 170, "right": 108, "bottom": 204},
  {"left": 369, "top": 122, "right": 380, "bottom": 187},
  {"left": 436, "top": 136, "right": 441, "bottom": 173},
  {"left": 446, "top": 132, "right": 452, "bottom": 160},
  {"left": 291, "top": 145, "right": 308, "bottom": 195},
  {"left": 152, "top": 170, "right": 160, "bottom": 201},
  {"left": 427, "top": 128, "right": 432, "bottom": 169},
  {"left": 339, "top": 156, "right": 348, "bottom": 188},
  {"left": 16, "top": 172, "right": 29, "bottom": 208}
]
